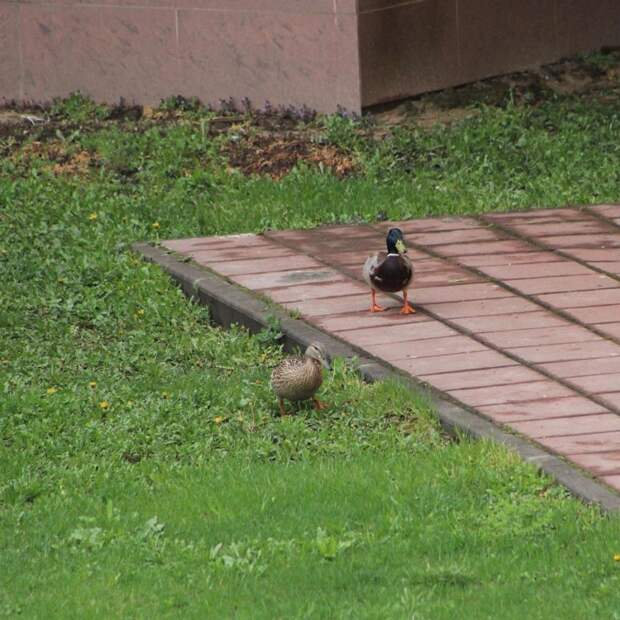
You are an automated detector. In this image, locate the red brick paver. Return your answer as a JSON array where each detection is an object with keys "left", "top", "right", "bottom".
[
  {"left": 510, "top": 414, "right": 620, "bottom": 439},
  {"left": 570, "top": 452, "right": 620, "bottom": 476},
  {"left": 162, "top": 204, "right": 620, "bottom": 493},
  {"left": 478, "top": 396, "right": 607, "bottom": 422}
]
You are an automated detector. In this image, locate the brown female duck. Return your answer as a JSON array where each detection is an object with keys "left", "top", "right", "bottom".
[{"left": 270, "top": 342, "right": 330, "bottom": 416}]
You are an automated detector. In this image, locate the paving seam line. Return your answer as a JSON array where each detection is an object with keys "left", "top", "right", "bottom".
[
  {"left": 134, "top": 241, "right": 620, "bottom": 512},
  {"left": 581, "top": 204, "right": 620, "bottom": 233}
]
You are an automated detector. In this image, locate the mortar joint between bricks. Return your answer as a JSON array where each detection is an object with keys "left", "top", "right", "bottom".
[{"left": 581, "top": 204, "right": 620, "bottom": 233}]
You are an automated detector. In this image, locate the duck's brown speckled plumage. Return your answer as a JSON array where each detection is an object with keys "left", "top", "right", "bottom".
[
  {"left": 270, "top": 343, "right": 329, "bottom": 415},
  {"left": 271, "top": 356, "right": 323, "bottom": 402}
]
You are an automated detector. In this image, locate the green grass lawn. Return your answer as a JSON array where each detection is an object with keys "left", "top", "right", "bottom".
[{"left": 3, "top": 65, "right": 620, "bottom": 617}]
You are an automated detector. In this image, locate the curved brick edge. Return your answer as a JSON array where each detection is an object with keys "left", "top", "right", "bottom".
[{"left": 134, "top": 242, "right": 620, "bottom": 513}]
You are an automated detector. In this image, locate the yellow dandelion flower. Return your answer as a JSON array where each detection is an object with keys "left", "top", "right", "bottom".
[
  {"left": 46, "top": 387, "right": 58, "bottom": 395},
  {"left": 88, "top": 212, "right": 98, "bottom": 221},
  {"left": 162, "top": 391, "right": 169, "bottom": 399},
  {"left": 89, "top": 381, "right": 97, "bottom": 389},
  {"left": 152, "top": 221, "right": 161, "bottom": 230},
  {"left": 98, "top": 400, "right": 110, "bottom": 410},
  {"left": 614, "top": 554, "right": 620, "bottom": 562},
  {"left": 127, "top": 400, "right": 134, "bottom": 406},
  {"left": 214, "top": 416, "right": 224, "bottom": 424}
]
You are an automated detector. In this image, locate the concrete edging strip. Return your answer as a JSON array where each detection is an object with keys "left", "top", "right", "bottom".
[{"left": 134, "top": 242, "right": 620, "bottom": 512}]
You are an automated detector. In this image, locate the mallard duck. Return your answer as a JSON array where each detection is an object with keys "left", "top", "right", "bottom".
[
  {"left": 270, "top": 342, "right": 329, "bottom": 416},
  {"left": 363, "top": 227, "right": 414, "bottom": 314}
]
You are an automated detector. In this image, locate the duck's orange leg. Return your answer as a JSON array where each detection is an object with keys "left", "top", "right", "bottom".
[
  {"left": 400, "top": 290, "right": 416, "bottom": 315},
  {"left": 370, "top": 290, "right": 385, "bottom": 313},
  {"left": 313, "top": 397, "right": 328, "bottom": 411},
  {"left": 278, "top": 398, "right": 288, "bottom": 416}
]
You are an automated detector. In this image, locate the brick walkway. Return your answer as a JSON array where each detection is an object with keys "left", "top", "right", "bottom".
[{"left": 163, "top": 205, "right": 620, "bottom": 493}]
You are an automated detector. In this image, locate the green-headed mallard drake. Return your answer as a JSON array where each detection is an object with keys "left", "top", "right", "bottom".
[
  {"left": 270, "top": 342, "right": 329, "bottom": 416},
  {"left": 363, "top": 227, "right": 415, "bottom": 314}
]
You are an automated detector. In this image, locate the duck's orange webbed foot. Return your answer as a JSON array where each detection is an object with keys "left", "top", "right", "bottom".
[
  {"left": 400, "top": 291, "right": 416, "bottom": 315},
  {"left": 313, "top": 398, "right": 328, "bottom": 411},
  {"left": 370, "top": 290, "right": 385, "bottom": 313}
]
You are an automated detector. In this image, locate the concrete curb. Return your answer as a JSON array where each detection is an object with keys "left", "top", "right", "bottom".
[{"left": 134, "top": 242, "right": 620, "bottom": 513}]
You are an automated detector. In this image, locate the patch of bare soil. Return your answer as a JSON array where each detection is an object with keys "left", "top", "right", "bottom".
[
  {"left": 224, "top": 132, "right": 357, "bottom": 180},
  {"left": 0, "top": 110, "right": 47, "bottom": 140},
  {"left": 50, "top": 150, "right": 98, "bottom": 176},
  {"left": 0, "top": 111, "right": 29, "bottom": 131},
  {"left": 371, "top": 50, "right": 620, "bottom": 132},
  {"left": 374, "top": 104, "right": 479, "bottom": 131},
  {"left": 16, "top": 140, "right": 100, "bottom": 176},
  {"left": 541, "top": 55, "right": 618, "bottom": 95},
  {"left": 0, "top": 102, "right": 153, "bottom": 158}
]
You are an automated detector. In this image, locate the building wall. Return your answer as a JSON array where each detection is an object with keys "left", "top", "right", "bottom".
[
  {"left": 2, "top": 0, "right": 620, "bottom": 112},
  {"left": 359, "top": 0, "right": 620, "bottom": 107},
  {"left": 0, "top": 0, "right": 362, "bottom": 112},
  {"left": 0, "top": 2, "right": 21, "bottom": 101}
]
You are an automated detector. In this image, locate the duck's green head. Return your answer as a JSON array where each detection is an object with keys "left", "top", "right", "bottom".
[{"left": 386, "top": 228, "right": 407, "bottom": 255}]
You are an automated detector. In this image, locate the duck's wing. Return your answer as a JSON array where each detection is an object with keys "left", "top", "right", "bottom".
[
  {"left": 363, "top": 251, "right": 387, "bottom": 288},
  {"left": 270, "top": 356, "right": 322, "bottom": 401},
  {"left": 270, "top": 356, "right": 305, "bottom": 386}
]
